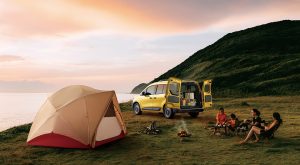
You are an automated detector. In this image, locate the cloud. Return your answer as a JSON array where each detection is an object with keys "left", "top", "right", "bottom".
[
  {"left": 1, "top": 0, "right": 299, "bottom": 37},
  {"left": 0, "top": 0, "right": 299, "bottom": 93},
  {"left": 0, "top": 55, "right": 24, "bottom": 62},
  {"left": 0, "top": 1, "right": 91, "bottom": 37}
]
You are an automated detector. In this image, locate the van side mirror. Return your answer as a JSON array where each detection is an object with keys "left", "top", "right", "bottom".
[{"left": 141, "top": 92, "right": 146, "bottom": 96}]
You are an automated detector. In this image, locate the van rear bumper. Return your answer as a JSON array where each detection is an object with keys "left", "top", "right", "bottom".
[{"left": 173, "top": 108, "right": 203, "bottom": 113}]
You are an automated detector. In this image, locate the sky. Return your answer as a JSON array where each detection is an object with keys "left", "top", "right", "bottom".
[{"left": 0, "top": 0, "right": 299, "bottom": 93}]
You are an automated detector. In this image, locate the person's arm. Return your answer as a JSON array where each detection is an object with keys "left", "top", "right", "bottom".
[
  {"left": 226, "top": 120, "right": 230, "bottom": 126},
  {"left": 253, "top": 121, "right": 260, "bottom": 127},
  {"left": 216, "top": 114, "right": 220, "bottom": 124},
  {"left": 265, "top": 121, "right": 278, "bottom": 131}
]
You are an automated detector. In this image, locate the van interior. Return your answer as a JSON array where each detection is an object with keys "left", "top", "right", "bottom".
[{"left": 180, "top": 82, "right": 202, "bottom": 109}]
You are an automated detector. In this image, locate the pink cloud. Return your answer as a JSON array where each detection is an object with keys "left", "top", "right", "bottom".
[
  {"left": 0, "top": 55, "right": 24, "bottom": 62},
  {"left": 0, "top": 2, "right": 90, "bottom": 37},
  {"left": 1, "top": 0, "right": 299, "bottom": 37}
]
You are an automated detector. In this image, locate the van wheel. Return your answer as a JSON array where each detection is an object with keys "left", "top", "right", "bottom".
[
  {"left": 163, "top": 107, "right": 174, "bottom": 119},
  {"left": 133, "top": 103, "right": 142, "bottom": 115},
  {"left": 188, "top": 112, "right": 199, "bottom": 118}
]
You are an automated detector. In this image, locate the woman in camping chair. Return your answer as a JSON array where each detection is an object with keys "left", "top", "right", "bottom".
[
  {"left": 237, "top": 109, "right": 262, "bottom": 133},
  {"left": 239, "top": 112, "right": 282, "bottom": 144}
]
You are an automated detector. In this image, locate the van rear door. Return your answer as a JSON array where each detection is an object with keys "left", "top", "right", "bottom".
[
  {"left": 166, "top": 77, "right": 181, "bottom": 109},
  {"left": 202, "top": 80, "right": 212, "bottom": 108}
]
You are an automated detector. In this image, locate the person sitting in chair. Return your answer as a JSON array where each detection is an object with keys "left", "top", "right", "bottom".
[
  {"left": 227, "top": 113, "right": 240, "bottom": 133},
  {"left": 214, "top": 107, "right": 227, "bottom": 135},
  {"left": 238, "top": 108, "right": 262, "bottom": 132},
  {"left": 239, "top": 112, "right": 282, "bottom": 144},
  {"left": 250, "top": 109, "right": 263, "bottom": 128}
]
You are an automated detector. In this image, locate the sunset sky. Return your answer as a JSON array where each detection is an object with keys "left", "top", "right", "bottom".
[{"left": 0, "top": 0, "right": 300, "bottom": 93}]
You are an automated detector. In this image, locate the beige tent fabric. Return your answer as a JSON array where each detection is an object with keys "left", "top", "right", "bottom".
[
  {"left": 48, "top": 85, "right": 102, "bottom": 109},
  {"left": 90, "top": 94, "right": 127, "bottom": 147},
  {"left": 111, "top": 95, "right": 127, "bottom": 132},
  {"left": 95, "top": 117, "right": 122, "bottom": 141},
  {"left": 27, "top": 85, "right": 126, "bottom": 147}
]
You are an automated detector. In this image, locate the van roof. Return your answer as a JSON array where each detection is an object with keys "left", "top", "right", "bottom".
[
  {"left": 150, "top": 81, "right": 168, "bottom": 85},
  {"left": 149, "top": 79, "right": 198, "bottom": 86}
]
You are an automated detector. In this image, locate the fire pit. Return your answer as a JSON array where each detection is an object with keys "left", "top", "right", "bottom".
[
  {"left": 141, "top": 121, "right": 161, "bottom": 135},
  {"left": 177, "top": 130, "right": 191, "bottom": 143},
  {"left": 177, "top": 130, "right": 191, "bottom": 137}
]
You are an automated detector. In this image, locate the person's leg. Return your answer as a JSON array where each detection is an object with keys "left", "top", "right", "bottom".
[
  {"left": 240, "top": 126, "right": 261, "bottom": 144},
  {"left": 213, "top": 125, "right": 218, "bottom": 135},
  {"left": 227, "top": 125, "right": 235, "bottom": 135},
  {"left": 251, "top": 126, "right": 261, "bottom": 142},
  {"left": 240, "top": 128, "right": 254, "bottom": 144}
]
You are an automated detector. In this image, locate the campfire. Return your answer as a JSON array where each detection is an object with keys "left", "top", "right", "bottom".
[
  {"left": 141, "top": 121, "right": 161, "bottom": 135},
  {"left": 177, "top": 119, "right": 191, "bottom": 139},
  {"left": 177, "top": 130, "right": 192, "bottom": 137}
]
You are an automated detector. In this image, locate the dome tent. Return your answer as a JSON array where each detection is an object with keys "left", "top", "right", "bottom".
[{"left": 27, "top": 85, "right": 127, "bottom": 149}]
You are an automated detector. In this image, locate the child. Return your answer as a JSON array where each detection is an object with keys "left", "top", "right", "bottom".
[
  {"left": 227, "top": 113, "right": 240, "bottom": 133},
  {"left": 214, "top": 107, "right": 227, "bottom": 135}
]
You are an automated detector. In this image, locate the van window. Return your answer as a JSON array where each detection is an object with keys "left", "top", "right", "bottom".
[
  {"left": 204, "top": 84, "right": 211, "bottom": 93},
  {"left": 146, "top": 85, "right": 157, "bottom": 95},
  {"left": 186, "top": 85, "right": 196, "bottom": 92},
  {"left": 169, "top": 82, "right": 179, "bottom": 96},
  {"left": 156, "top": 84, "right": 166, "bottom": 94},
  {"left": 181, "top": 84, "right": 187, "bottom": 92}
]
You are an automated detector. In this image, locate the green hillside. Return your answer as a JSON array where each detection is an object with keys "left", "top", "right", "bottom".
[{"left": 133, "top": 20, "right": 300, "bottom": 96}]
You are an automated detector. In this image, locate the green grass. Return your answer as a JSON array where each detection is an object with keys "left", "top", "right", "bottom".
[{"left": 1, "top": 96, "right": 300, "bottom": 164}]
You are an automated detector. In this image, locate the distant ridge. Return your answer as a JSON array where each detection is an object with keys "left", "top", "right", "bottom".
[
  {"left": 132, "top": 20, "right": 300, "bottom": 96},
  {"left": 131, "top": 83, "right": 148, "bottom": 94}
]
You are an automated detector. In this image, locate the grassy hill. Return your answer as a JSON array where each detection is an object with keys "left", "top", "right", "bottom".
[
  {"left": 133, "top": 20, "right": 300, "bottom": 96},
  {"left": 1, "top": 96, "right": 300, "bottom": 164}
]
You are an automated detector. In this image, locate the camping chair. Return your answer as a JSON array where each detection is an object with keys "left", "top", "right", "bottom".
[
  {"left": 213, "top": 124, "right": 227, "bottom": 136},
  {"left": 260, "top": 124, "right": 280, "bottom": 143},
  {"left": 236, "top": 121, "right": 249, "bottom": 136},
  {"left": 227, "top": 121, "right": 242, "bottom": 136}
]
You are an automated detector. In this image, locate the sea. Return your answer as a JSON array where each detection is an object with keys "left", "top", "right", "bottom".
[{"left": 0, "top": 93, "right": 135, "bottom": 131}]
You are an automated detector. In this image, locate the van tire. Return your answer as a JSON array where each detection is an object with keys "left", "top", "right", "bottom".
[
  {"left": 163, "top": 107, "right": 174, "bottom": 119},
  {"left": 133, "top": 103, "right": 142, "bottom": 115},
  {"left": 188, "top": 112, "right": 199, "bottom": 118}
]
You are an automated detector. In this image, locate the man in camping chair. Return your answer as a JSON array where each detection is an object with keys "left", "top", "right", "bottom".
[{"left": 213, "top": 107, "right": 227, "bottom": 135}]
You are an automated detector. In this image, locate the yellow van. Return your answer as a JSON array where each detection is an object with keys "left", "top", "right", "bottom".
[{"left": 132, "top": 77, "right": 212, "bottom": 119}]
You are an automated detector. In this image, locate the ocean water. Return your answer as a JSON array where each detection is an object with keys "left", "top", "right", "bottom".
[{"left": 0, "top": 93, "right": 135, "bottom": 131}]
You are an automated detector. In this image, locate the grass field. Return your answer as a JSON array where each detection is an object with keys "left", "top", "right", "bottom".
[{"left": 0, "top": 96, "right": 300, "bottom": 165}]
